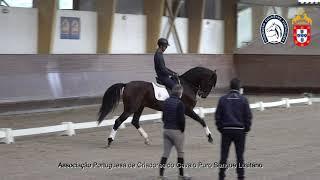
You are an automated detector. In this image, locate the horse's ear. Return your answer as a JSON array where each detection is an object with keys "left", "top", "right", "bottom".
[{"left": 213, "top": 69, "right": 217, "bottom": 73}]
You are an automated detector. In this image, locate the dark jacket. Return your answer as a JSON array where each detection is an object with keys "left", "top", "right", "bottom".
[
  {"left": 154, "top": 50, "right": 174, "bottom": 78},
  {"left": 162, "top": 95, "right": 185, "bottom": 132},
  {"left": 215, "top": 90, "right": 252, "bottom": 132}
]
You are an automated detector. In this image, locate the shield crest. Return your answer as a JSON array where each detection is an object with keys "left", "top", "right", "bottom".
[
  {"left": 293, "top": 25, "right": 311, "bottom": 47},
  {"left": 292, "top": 13, "right": 312, "bottom": 47}
]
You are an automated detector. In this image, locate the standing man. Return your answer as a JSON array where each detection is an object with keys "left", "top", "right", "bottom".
[
  {"left": 154, "top": 38, "right": 179, "bottom": 90},
  {"left": 158, "top": 85, "right": 191, "bottom": 180},
  {"left": 215, "top": 78, "right": 252, "bottom": 180}
]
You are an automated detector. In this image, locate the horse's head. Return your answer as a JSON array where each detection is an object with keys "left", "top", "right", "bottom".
[
  {"left": 266, "top": 23, "right": 282, "bottom": 39},
  {"left": 266, "top": 22, "right": 276, "bottom": 33},
  {"left": 181, "top": 67, "right": 217, "bottom": 98}
]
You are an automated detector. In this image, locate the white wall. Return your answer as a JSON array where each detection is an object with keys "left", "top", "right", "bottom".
[
  {"left": 112, "top": 15, "right": 225, "bottom": 54},
  {"left": 0, "top": 8, "right": 225, "bottom": 54},
  {"left": 200, "top": 19, "right": 224, "bottom": 54},
  {"left": 110, "top": 14, "right": 146, "bottom": 53},
  {"left": 0, "top": 7, "right": 37, "bottom": 54},
  {"left": 52, "top": 10, "right": 97, "bottom": 54},
  {"left": 160, "top": 17, "right": 188, "bottom": 54},
  {"left": 160, "top": 17, "right": 224, "bottom": 54}
]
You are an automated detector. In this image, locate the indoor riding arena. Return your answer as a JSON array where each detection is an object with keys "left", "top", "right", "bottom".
[{"left": 1, "top": 1, "right": 320, "bottom": 180}]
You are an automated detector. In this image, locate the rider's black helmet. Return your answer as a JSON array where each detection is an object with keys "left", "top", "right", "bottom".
[{"left": 157, "top": 38, "right": 169, "bottom": 47}]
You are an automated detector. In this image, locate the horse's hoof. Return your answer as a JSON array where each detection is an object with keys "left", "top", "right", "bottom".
[
  {"left": 144, "top": 138, "right": 151, "bottom": 145},
  {"left": 208, "top": 134, "right": 213, "bottom": 144},
  {"left": 107, "top": 138, "right": 113, "bottom": 147}
]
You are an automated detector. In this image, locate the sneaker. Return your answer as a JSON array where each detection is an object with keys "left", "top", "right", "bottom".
[{"left": 178, "top": 175, "right": 192, "bottom": 180}]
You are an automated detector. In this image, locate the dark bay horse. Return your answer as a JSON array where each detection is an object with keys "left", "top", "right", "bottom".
[{"left": 98, "top": 67, "right": 217, "bottom": 147}]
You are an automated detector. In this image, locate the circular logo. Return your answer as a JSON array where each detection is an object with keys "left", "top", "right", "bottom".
[{"left": 260, "top": 14, "right": 289, "bottom": 44}]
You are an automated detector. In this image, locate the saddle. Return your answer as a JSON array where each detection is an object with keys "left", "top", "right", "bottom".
[
  {"left": 155, "top": 77, "right": 172, "bottom": 94},
  {"left": 152, "top": 82, "right": 169, "bottom": 101}
]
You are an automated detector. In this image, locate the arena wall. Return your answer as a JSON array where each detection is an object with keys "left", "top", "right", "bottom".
[
  {"left": 234, "top": 54, "right": 320, "bottom": 93},
  {"left": 0, "top": 54, "right": 234, "bottom": 102}
]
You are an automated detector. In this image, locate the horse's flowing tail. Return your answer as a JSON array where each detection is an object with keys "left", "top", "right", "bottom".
[{"left": 97, "top": 83, "right": 125, "bottom": 125}]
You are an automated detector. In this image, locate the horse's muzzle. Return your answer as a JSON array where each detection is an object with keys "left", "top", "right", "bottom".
[
  {"left": 198, "top": 90, "right": 209, "bottom": 98},
  {"left": 198, "top": 91, "right": 205, "bottom": 98},
  {"left": 201, "top": 94, "right": 208, "bottom": 98}
]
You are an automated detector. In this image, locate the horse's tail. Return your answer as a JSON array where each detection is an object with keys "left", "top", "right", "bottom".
[{"left": 97, "top": 83, "right": 126, "bottom": 125}]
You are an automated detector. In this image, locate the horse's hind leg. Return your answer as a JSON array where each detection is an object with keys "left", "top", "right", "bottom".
[
  {"left": 131, "top": 106, "right": 150, "bottom": 145},
  {"left": 107, "top": 111, "right": 132, "bottom": 147}
]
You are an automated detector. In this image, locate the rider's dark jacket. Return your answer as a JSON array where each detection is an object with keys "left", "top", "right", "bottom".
[
  {"left": 162, "top": 95, "right": 185, "bottom": 133},
  {"left": 154, "top": 50, "right": 174, "bottom": 78}
]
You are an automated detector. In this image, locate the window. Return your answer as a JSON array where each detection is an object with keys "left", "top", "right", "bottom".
[
  {"left": 1, "top": 0, "right": 32, "bottom": 8},
  {"left": 59, "top": 0, "right": 73, "bottom": 10}
]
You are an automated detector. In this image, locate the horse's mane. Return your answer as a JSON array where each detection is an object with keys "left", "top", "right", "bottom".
[{"left": 180, "top": 66, "right": 214, "bottom": 82}]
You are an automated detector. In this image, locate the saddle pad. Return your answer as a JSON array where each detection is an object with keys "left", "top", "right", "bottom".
[{"left": 152, "top": 82, "right": 169, "bottom": 101}]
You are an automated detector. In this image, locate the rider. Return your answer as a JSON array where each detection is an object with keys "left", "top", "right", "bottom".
[{"left": 154, "top": 38, "right": 179, "bottom": 90}]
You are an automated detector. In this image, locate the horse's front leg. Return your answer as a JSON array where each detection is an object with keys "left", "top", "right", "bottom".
[{"left": 185, "top": 108, "right": 213, "bottom": 144}]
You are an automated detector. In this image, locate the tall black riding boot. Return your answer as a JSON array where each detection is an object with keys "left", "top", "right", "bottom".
[
  {"left": 159, "top": 157, "right": 167, "bottom": 176},
  {"left": 177, "top": 158, "right": 191, "bottom": 179},
  {"left": 178, "top": 157, "right": 184, "bottom": 176}
]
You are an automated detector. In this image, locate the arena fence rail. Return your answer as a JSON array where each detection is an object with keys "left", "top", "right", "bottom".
[{"left": 0, "top": 97, "right": 315, "bottom": 144}]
